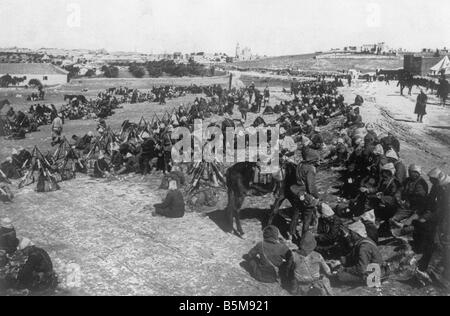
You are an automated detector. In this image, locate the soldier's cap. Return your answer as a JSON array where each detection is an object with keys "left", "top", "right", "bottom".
[
  {"left": 428, "top": 168, "right": 442, "bottom": 180},
  {"left": 373, "top": 144, "right": 384, "bottom": 156},
  {"left": 408, "top": 164, "right": 422, "bottom": 175},
  {"left": 18, "top": 238, "right": 34, "bottom": 250},
  {"left": 301, "top": 136, "right": 312, "bottom": 146},
  {"left": 366, "top": 123, "right": 375, "bottom": 131},
  {"left": 319, "top": 203, "right": 335, "bottom": 218},
  {"left": 348, "top": 221, "right": 368, "bottom": 238},
  {"left": 385, "top": 149, "right": 399, "bottom": 161},
  {"left": 381, "top": 163, "right": 396, "bottom": 176},
  {"left": 361, "top": 210, "right": 376, "bottom": 224},
  {"left": 1, "top": 218, "right": 13, "bottom": 229}
]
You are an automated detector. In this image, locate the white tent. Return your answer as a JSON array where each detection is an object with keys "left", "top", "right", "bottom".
[{"left": 430, "top": 56, "right": 450, "bottom": 75}]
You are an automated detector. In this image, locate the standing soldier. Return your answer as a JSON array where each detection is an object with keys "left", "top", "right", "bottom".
[
  {"left": 140, "top": 132, "right": 157, "bottom": 175},
  {"left": 291, "top": 78, "right": 299, "bottom": 97},
  {"left": 415, "top": 90, "right": 428, "bottom": 123},
  {"left": 416, "top": 169, "right": 450, "bottom": 288},
  {"left": 51, "top": 113, "right": 63, "bottom": 146},
  {"left": 438, "top": 78, "right": 449, "bottom": 107},
  {"left": 38, "top": 86, "right": 45, "bottom": 100},
  {"left": 290, "top": 148, "right": 321, "bottom": 238},
  {"left": 159, "top": 89, "right": 166, "bottom": 105},
  {"left": 226, "top": 93, "right": 234, "bottom": 115},
  {"left": 248, "top": 82, "right": 256, "bottom": 103},
  {"left": 254, "top": 90, "right": 263, "bottom": 113},
  {"left": 161, "top": 126, "right": 173, "bottom": 174},
  {"left": 264, "top": 85, "right": 270, "bottom": 108},
  {"left": 239, "top": 97, "right": 249, "bottom": 122}
]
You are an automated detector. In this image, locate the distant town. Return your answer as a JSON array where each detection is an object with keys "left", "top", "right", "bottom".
[
  {"left": 0, "top": 43, "right": 266, "bottom": 82},
  {"left": 0, "top": 42, "right": 448, "bottom": 86},
  {"left": 0, "top": 43, "right": 262, "bottom": 67},
  {"left": 322, "top": 42, "right": 449, "bottom": 57}
]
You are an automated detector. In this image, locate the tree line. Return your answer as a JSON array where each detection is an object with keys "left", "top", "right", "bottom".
[
  {"left": 59, "top": 59, "right": 216, "bottom": 80},
  {"left": 0, "top": 75, "right": 31, "bottom": 88},
  {"left": 128, "top": 59, "right": 213, "bottom": 78}
]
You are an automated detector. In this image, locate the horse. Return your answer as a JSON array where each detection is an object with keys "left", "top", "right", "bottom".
[{"left": 225, "top": 160, "right": 301, "bottom": 237}]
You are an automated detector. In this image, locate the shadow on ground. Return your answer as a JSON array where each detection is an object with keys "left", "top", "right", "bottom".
[{"left": 206, "top": 207, "right": 296, "bottom": 239}]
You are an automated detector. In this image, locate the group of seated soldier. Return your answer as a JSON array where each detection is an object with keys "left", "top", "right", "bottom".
[
  {"left": 241, "top": 86, "right": 450, "bottom": 295},
  {"left": 0, "top": 218, "right": 57, "bottom": 294}
]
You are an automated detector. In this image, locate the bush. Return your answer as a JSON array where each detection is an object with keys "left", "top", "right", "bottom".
[
  {"left": 147, "top": 66, "right": 163, "bottom": 78},
  {"left": 64, "top": 65, "right": 81, "bottom": 79},
  {"left": 28, "top": 79, "right": 43, "bottom": 88},
  {"left": 85, "top": 69, "right": 96, "bottom": 77},
  {"left": 101, "top": 65, "right": 119, "bottom": 78},
  {"left": 144, "top": 59, "right": 209, "bottom": 78},
  {"left": 0, "top": 75, "right": 14, "bottom": 87},
  {"left": 129, "top": 64, "right": 147, "bottom": 78},
  {"left": 12, "top": 76, "right": 26, "bottom": 85},
  {"left": 0, "top": 75, "right": 27, "bottom": 87}
]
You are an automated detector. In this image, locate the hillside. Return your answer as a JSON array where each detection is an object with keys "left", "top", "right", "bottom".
[{"left": 232, "top": 53, "right": 403, "bottom": 72}]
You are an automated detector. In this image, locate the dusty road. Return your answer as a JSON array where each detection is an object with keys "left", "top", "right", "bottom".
[{"left": 341, "top": 80, "right": 450, "bottom": 175}]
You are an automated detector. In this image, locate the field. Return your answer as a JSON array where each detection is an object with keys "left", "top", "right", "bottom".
[
  {"left": 1, "top": 76, "right": 229, "bottom": 110},
  {"left": 231, "top": 53, "right": 403, "bottom": 72},
  {"left": 1, "top": 76, "right": 450, "bottom": 296},
  {"left": 1, "top": 76, "right": 231, "bottom": 162}
]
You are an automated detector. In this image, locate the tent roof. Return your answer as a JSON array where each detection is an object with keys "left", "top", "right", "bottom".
[{"left": 430, "top": 56, "right": 450, "bottom": 72}]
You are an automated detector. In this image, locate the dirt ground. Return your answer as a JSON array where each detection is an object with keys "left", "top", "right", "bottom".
[
  {"left": 231, "top": 54, "right": 403, "bottom": 73},
  {"left": 1, "top": 77, "right": 450, "bottom": 296}
]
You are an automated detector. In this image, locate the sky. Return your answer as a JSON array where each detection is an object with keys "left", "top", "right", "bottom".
[{"left": 0, "top": 0, "right": 449, "bottom": 56}]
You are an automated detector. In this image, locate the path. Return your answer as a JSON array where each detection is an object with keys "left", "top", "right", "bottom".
[{"left": 340, "top": 81, "right": 450, "bottom": 175}]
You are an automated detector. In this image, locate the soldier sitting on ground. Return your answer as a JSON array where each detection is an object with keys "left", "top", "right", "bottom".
[
  {"left": 0, "top": 237, "right": 58, "bottom": 293},
  {"left": 152, "top": 180, "right": 186, "bottom": 218}
]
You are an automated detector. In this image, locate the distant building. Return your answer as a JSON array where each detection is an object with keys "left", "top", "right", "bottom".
[
  {"left": 403, "top": 54, "right": 443, "bottom": 76},
  {"left": 173, "top": 52, "right": 183, "bottom": 61},
  {"left": 418, "top": 47, "right": 449, "bottom": 57},
  {"left": 348, "top": 42, "right": 391, "bottom": 54},
  {"left": 361, "top": 44, "right": 376, "bottom": 53},
  {"left": 0, "top": 63, "right": 69, "bottom": 85},
  {"left": 235, "top": 43, "right": 255, "bottom": 61},
  {"left": 327, "top": 42, "right": 396, "bottom": 55},
  {"left": 375, "top": 42, "right": 388, "bottom": 54}
]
